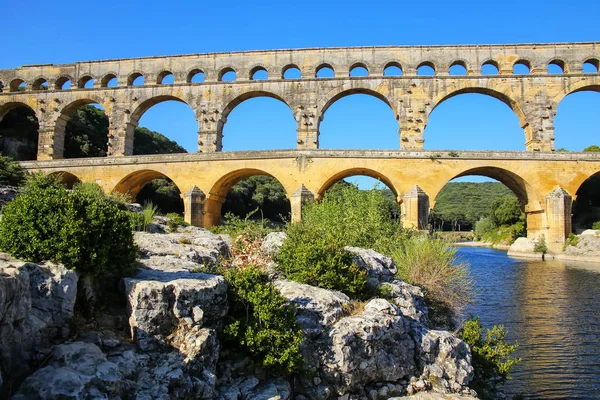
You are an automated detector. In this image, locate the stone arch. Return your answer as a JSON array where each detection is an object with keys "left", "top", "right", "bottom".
[
  {"left": 32, "top": 77, "right": 48, "bottom": 90},
  {"left": 0, "top": 102, "right": 40, "bottom": 160},
  {"left": 318, "top": 86, "right": 398, "bottom": 126},
  {"left": 315, "top": 63, "right": 336, "bottom": 78},
  {"left": 113, "top": 169, "right": 181, "bottom": 200},
  {"left": 0, "top": 101, "right": 37, "bottom": 120},
  {"left": 416, "top": 61, "right": 436, "bottom": 75},
  {"left": 77, "top": 75, "right": 94, "bottom": 88},
  {"left": 248, "top": 64, "right": 269, "bottom": 80},
  {"left": 570, "top": 169, "right": 600, "bottom": 232},
  {"left": 383, "top": 61, "right": 403, "bottom": 76},
  {"left": 513, "top": 59, "right": 532, "bottom": 74},
  {"left": 553, "top": 83, "right": 600, "bottom": 105},
  {"left": 205, "top": 168, "right": 292, "bottom": 226},
  {"left": 349, "top": 62, "right": 370, "bottom": 77},
  {"left": 156, "top": 70, "right": 174, "bottom": 84},
  {"left": 9, "top": 78, "right": 26, "bottom": 92},
  {"left": 55, "top": 75, "right": 74, "bottom": 90},
  {"left": 49, "top": 171, "right": 81, "bottom": 188},
  {"left": 101, "top": 73, "right": 118, "bottom": 87},
  {"left": 281, "top": 64, "right": 301, "bottom": 79},
  {"left": 449, "top": 59, "right": 469, "bottom": 74},
  {"left": 582, "top": 57, "right": 599, "bottom": 72},
  {"left": 481, "top": 59, "right": 500, "bottom": 74},
  {"left": 127, "top": 72, "right": 145, "bottom": 86},
  {"left": 315, "top": 167, "right": 398, "bottom": 200},
  {"left": 218, "top": 67, "right": 237, "bottom": 81},
  {"left": 187, "top": 68, "right": 205, "bottom": 83},
  {"left": 221, "top": 90, "right": 293, "bottom": 121},
  {"left": 55, "top": 97, "right": 109, "bottom": 158},
  {"left": 130, "top": 94, "right": 191, "bottom": 125},
  {"left": 547, "top": 58, "right": 568, "bottom": 74}
]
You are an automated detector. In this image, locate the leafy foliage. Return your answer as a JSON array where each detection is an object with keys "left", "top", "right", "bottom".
[
  {"left": 460, "top": 317, "right": 521, "bottom": 398},
  {"left": 223, "top": 265, "right": 304, "bottom": 374},
  {"left": 165, "top": 212, "right": 188, "bottom": 232},
  {"left": 0, "top": 176, "right": 137, "bottom": 277},
  {"left": 64, "top": 105, "right": 110, "bottom": 157},
  {"left": 431, "top": 182, "right": 514, "bottom": 231},
  {"left": 222, "top": 176, "right": 291, "bottom": 223},
  {"left": 593, "top": 221, "right": 600, "bottom": 230},
  {"left": 490, "top": 195, "right": 523, "bottom": 227},
  {"left": 389, "top": 236, "right": 473, "bottom": 328},
  {"left": 133, "top": 126, "right": 187, "bottom": 155},
  {"left": 0, "top": 155, "right": 26, "bottom": 186},
  {"left": 583, "top": 145, "right": 600, "bottom": 152},
  {"left": 211, "top": 210, "right": 279, "bottom": 241},
  {"left": 533, "top": 235, "right": 547, "bottom": 254}
]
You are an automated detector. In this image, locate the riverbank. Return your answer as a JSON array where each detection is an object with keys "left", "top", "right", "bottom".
[{"left": 453, "top": 241, "right": 510, "bottom": 251}]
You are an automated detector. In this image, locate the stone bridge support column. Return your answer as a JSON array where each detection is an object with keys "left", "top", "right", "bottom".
[
  {"left": 294, "top": 104, "right": 321, "bottom": 149},
  {"left": 106, "top": 107, "right": 135, "bottom": 157},
  {"left": 290, "top": 185, "right": 315, "bottom": 222},
  {"left": 398, "top": 98, "right": 432, "bottom": 150},
  {"left": 184, "top": 186, "right": 206, "bottom": 227},
  {"left": 37, "top": 112, "right": 68, "bottom": 160},
  {"left": 203, "top": 194, "right": 226, "bottom": 228},
  {"left": 197, "top": 104, "right": 225, "bottom": 152},
  {"left": 545, "top": 186, "right": 572, "bottom": 253},
  {"left": 401, "top": 185, "right": 430, "bottom": 230},
  {"left": 520, "top": 94, "right": 556, "bottom": 152}
]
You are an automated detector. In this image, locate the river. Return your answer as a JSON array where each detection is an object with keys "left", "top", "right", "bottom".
[{"left": 459, "top": 247, "right": 600, "bottom": 399}]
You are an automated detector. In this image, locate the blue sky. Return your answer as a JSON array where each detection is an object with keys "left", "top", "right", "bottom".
[{"left": 2, "top": 0, "right": 599, "bottom": 188}]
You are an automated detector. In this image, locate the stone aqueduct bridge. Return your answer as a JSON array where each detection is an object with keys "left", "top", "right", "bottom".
[{"left": 2, "top": 42, "right": 600, "bottom": 252}]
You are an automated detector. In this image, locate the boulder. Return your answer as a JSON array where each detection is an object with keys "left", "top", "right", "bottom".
[
  {"left": 261, "top": 232, "right": 288, "bottom": 257},
  {"left": 507, "top": 237, "right": 541, "bottom": 258},
  {"left": 381, "top": 279, "right": 429, "bottom": 324},
  {"left": 0, "top": 258, "right": 77, "bottom": 382},
  {"left": 580, "top": 229, "right": 599, "bottom": 237},
  {"left": 11, "top": 342, "right": 121, "bottom": 400},
  {"left": 344, "top": 246, "right": 397, "bottom": 285},
  {"left": 320, "top": 299, "right": 417, "bottom": 393},
  {"left": 274, "top": 280, "right": 350, "bottom": 335},
  {"left": 564, "top": 234, "right": 600, "bottom": 257},
  {"left": 0, "top": 185, "right": 18, "bottom": 214},
  {"left": 125, "top": 202, "right": 143, "bottom": 213}
]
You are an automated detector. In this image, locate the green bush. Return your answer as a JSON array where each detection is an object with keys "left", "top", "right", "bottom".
[
  {"left": 223, "top": 265, "right": 304, "bottom": 374},
  {"left": 166, "top": 212, "right": 188, "bottom": 232},
  {"left": 563, "top": 232, "right": 579, "bottom": 250},
  {"left": 592, "top": 221, "right": 600, "bottom": 230},
  {"left": 533, "top": 234, "right": 548, "bottom": 254},
  {"left": 276, "top": 223, "right": 368, "bottom": 297},
  {"left": 481, "top": 222, "right": 526, "bottom": 245},
  {"left": 474, "top": 217, "right": 495, "bottom": 240},
  {"left": 460, "top": 317, "right": 521, "bottom": 398},
  {"left": 389, "top": 236, "right": 473, "bottom": 328},
  {"left": 0, "top": 175, "right": 137, "bottom": 277},
  {"left": 0, "top": 155, "right": 26, "bottom": 186},
  {"left": 211, "top": 210, "right": 278, "bottom": 241}
]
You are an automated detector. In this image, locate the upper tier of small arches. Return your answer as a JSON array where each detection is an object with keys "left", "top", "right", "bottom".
[{"left": 2, "top": 54, "right": 599, "bottom": 93}]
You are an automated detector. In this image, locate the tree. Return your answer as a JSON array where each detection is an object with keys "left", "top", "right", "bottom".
[
  {"left": 222, "top": 176, "right": 291, "bottom": 223},
  {"left": 0, "top": 156, "right": 26, "bottom": 186},
  {"left": 583, "top": 145, "right": 600, "bottom": 152},
  {"left": 490, "top": 195, "right": 523, "bottom": 227}
]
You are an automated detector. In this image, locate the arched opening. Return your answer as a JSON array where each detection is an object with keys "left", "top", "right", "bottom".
[
  {"left": 319, "top": 91, "right": 399, "bottom": 149},
  {"left": 383, "top": 62, "right": 402, "bottom": 76},
  {"left": 219, "top": 68, "right": 236, "bottom": 82},
  {"left": 114, "top": 170, "right": 183, "bottom": 215},
  {"left": 32, "top": 78, "right": 48, "bottom": 91},
  {"left": 132, "top": 96, "right": 195, "bottom": 154},
  {"left": 250, "top": 67, "right": 268, "bottom": 80},
  {"left": 417, "top": 62, "right": 436, "bottom": 76},
  {"left": 432, "top": 168, "right": 531, "bottom": 243},
  {"left": 0, "top": 104, "right": 39, "bottom": 160},
  {"left": 481, "top": 61, "right": 499, "bottom": 75},
  {"left": 10, "top": 79, "right": 26, "bottom": 92},
  {"left": 548, "top": 60, "right": 565, "bottom": 74},
  {"left": 349, "top": 64, "right": 368, "bottom": 77},
  {"left": 316, "top": 64, "right": 335, "bottom": 78},
  {"left": 101, "top": 74, "right": 118, "bottom": 88},
  {"left": 426, "top": 91, "right": 524, "bottom": 150},
  {"left": 49, "top": 172, "right": 80, "bottom": 189},
  {"left": 221, "top": 93, "right": 296, "bottom": 151},
  {"left": 513, "top": 60, "right": 531, "bottom": 74},
  {"left": 55, "top": 76, "right": 72, "bottom": 90},
  {"left": 449, "top": 62, "right": 467, "bottom": 76},
  {"left": 157, "top": 71, "right": 174, "bottom": 84},
  {"left": 188, "top": 69, "right": 205, "bottom": 83},
  {"left": 572, "top": 171, "right": 600, "bottom": 232},
  {"left": 554, "top": 88, "right": 600, "bottom": 151},
  {"left": 206, "top": 169, "right": 291, "bottom": 226},
  {"left": 582, "top": 59, "right": 599, "bottom": 74},
  {"left": 282, "top": 65, "right": 301, "bottom": 79},
  {"left": 128, "top": 73, "right": 145, "bottom": 86},
  {"left": 78, "top": 76, "right": 94, "bottom": 89},
  {"left": 60, "top": 101, "right": 109, "bottom": 158}
]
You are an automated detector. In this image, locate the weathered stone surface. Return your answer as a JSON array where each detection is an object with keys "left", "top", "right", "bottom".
[
  {"left": 261, "top": 232, "right": 288, "bottom": 257},
  {"left": 321, "top": 299, "right": 417, "bottom": 392},
  {"left": 125, "top": 202, "right": 143, "bottom": 213},
  {"left": 247, "top": 378, "right": 291, "bottom": 400},
  {"left": 0, "top": 257, "right": 77, "bottom": 382},
  {"left": 382, "top": 279, "right": 429, "bottom": 324},
  {"left": 564, "top": 234, "right": 600, "bottom": 257},
  {"left": 11, "top": 342, "right": 121, "bottom": 400},
  {"left": 274, "top": 279, "right": 350, "bottom": 335},
  {"left": 345, "top": 246, "right": 397, "bottom": 285},
  {"left": 507, "top": 237, "right": 541, "bottom": 258}
]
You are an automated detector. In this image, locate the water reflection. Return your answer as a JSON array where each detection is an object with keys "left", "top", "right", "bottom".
[{"left": 460, "top": 247, "right": 600, "bottom": 399}]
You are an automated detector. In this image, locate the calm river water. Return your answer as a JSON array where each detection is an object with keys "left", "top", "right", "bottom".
[{"left": 459, "top": 247, "right": 600, "bottom": 399}]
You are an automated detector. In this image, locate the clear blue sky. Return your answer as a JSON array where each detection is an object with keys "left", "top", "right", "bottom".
[{"left": 2, "top": 0, "right": 599, "bottom": 187}]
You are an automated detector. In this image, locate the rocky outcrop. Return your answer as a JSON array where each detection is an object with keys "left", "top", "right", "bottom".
[
  {"left": 507, "top": 237, "right": 543, "bottom": 259},
  {"left": 381, "top": 280, "right": 429, "bottom": 325},
  {"left": 261, "top": 232, "right": 288, "bottom": 257},
  {"left": 564, "top": 232, "right": 600, "bottom": 257},
  {"left": 0, "top": 256, "right": 77, "bottom": 388},
  {"left": 345, "top": 246, "right": 398, "bottom": 285}
]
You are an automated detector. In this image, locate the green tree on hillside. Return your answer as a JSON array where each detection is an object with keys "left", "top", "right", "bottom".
[{"left": 222, "top": 176, "right": 291, "bottom": 223}]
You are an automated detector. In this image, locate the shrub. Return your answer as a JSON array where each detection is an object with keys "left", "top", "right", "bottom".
[
  {"left": 474, "top": 217, "right": 495, "bottom": 240},
  {"left": 211, "top": 210, "right": 277, "bottom": 241},
  {"left": 0, "top": 176, "right": 137, "bottom": 277},
  {"left": 276, "top": 224, "right": 368, "bottom": 297},
  {"left": 592, "top": 221, "right": 600, "bottom": 230},
  {"left": 0, "top": 155, "right": 26, "bottom": 186},
  {"left": 563, "top": 232, "right": 579, "bottom": 250},
  {"left": 459, "top": 316, "right": 521, "bottom": 398},
  {"left": 223, "top": 264, "right": 304, "bottom": 374},
  {"left": 166, "top": 212, "right": 188, "bottom": 232},
  {"left": 390, "top": 236, "right": 473, "bottom": 328},
  {"left": 533, "top": 234, "right": 547, "bottom": 254}
]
